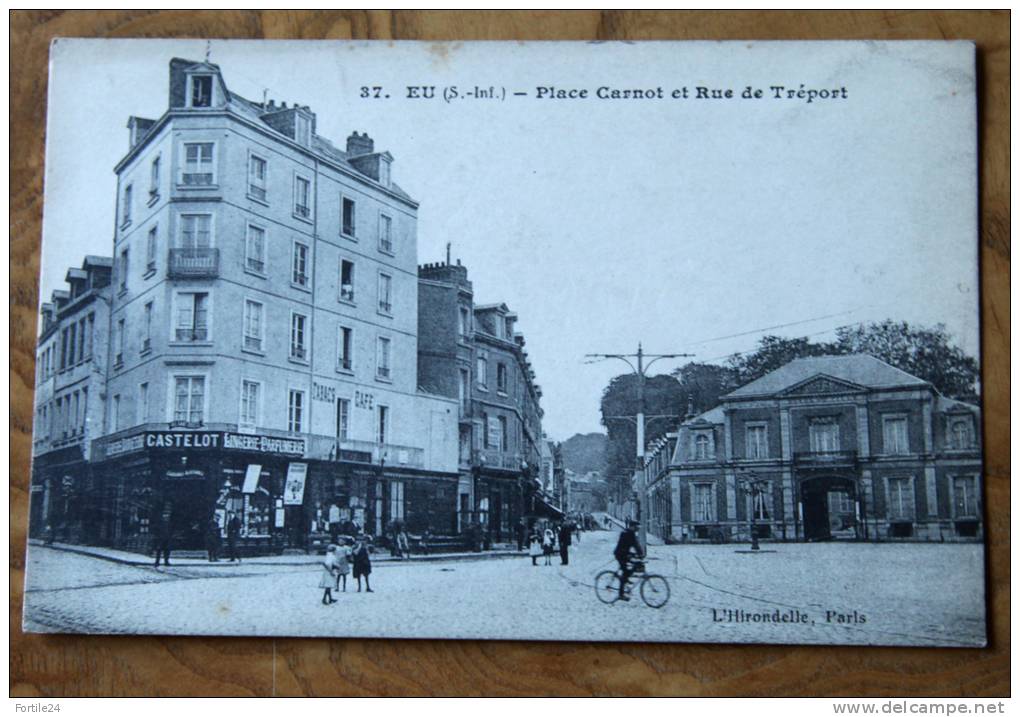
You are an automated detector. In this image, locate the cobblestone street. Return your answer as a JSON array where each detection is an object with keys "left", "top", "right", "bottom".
[{"left": 22, "top": 531, "right": 985, "bottom": 646}]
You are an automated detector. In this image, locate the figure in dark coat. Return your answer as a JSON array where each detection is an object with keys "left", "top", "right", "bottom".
[
  {"left": 613, "top": 520, "right": 644, "bottom": 600},
  {"left": 226, "top": 513, "right": 242, "bottom": 563},
  {"left": 205, "top": 517, "right": 221, "bottom": 562},
  {"left": 558, "top": 522, "right": 573, "bottom": 565},
  {"left": 153, "top": 511, "right": 172, "bottom": 567},
  {"left": 352, "top": 537, "right": 373, "bottom": 592}
]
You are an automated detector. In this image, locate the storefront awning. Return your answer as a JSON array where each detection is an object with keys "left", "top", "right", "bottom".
[{"left": 530, "top": 493, "right": 565, "bottom": 520}]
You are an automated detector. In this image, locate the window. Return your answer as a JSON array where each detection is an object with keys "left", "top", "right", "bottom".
[
  {"left": 288, "top": 389, "right": 305, "bottom": 432},
  {"left": 505, "top": 318, "right": 514, "bottom": 339},
  {"left": 498, "top": 415, "right": 508, "bottom": 452},
  {"left": 77, "top": 317, "right": 86, "bottom": 363},
  {"left": 336, "top": 398, "right": 350, "bottom": 441},
  {"left": 292, "top": 242, "right": 309, "bottom": 287},
  {"left": 341, "top": 196, "right": 356, "bottom": 237},
  {"left": 189, "top": 75, "right": 213, "bottom": 107},
  {"left": 294, "top": 176, "right": 311, "bottom": 219},
  {"left": 243, "top": 300, "right": 263, "bottom": 352},
  {"left": 952, "top": 475, "right": 978, "bottom": 517},
  {"left": 340, "top": 260, "right": 355, "bottom": 301},
  {"left": 379, "top": 214, "right": 393, "bottom": 253},
  {"left": 377, "top": 405, "right": 389, "bottom": 445},
  {"left": 142, "top": 302, "right": 153, "bottom": 352},
  {"left": 68, "top": 324, "right": 77, "bottom": 366},
  {"left": 240, "top": 380, "right": 260, "bottom": 429},
  {"left": 86, "top": 314, "right": 94, "bottom": 359},
  {"left": 173, "top": 376, "right": 205, "bottom": 425},
  {"left": 477, "top": 356, "right": 488, "bottom": 389},
  {"left": 746, "top": 424, "right": 768, "bottom": 459},
  {"left": 174, "top": 292, "right": 209, "bottom": 342},
  {"left": 458, "top": 307, "right": 470, "bottom": 338},
  {"left": 752, "top": 483, "right": 771, "bottom": 520},
  {"left": 377, "top": 273, "right": 392, "bottom": 314},
  {"left": 245, "top": 225, "right": 266, "bottom": 274},
  {"left": 290, "top": 313, "right": 307, "bottom": 361},
  {"left": 138, "top": 383, "right": 148, "bottom": 424},
  {"left": 179, "top": 213, "right": 211, "bottom": 248},
  {"left": 882, "top": 416, "right": 909, "bottom": 455},
  {"left": 497, "top": 363, "right": 508, "bottom": 393},
  {"left": 376, "top": 336, "right": 391, "bottom": 380},
  {"left": 809, "top": 419, "right": 840, "bottom": 453},
  {"left": 146, "top": 226, "right": 157, "bottom": 272},
  {"left": 110, "top": 395, "right": 121, "bottom": 433},
  {"left": 459, "top": 369, "right": 470, "bottom": 413},
  {"left": 295, "top": 114, "right": 311, "bottom": 146},
  {"left": 389, "top": 480, "right": 405, "bottom": 522},
  {"left": 119, "top": 249, "right": 129, "bottom": 292},
  {"left": 248, "top": 154, "right": 267, "bottom": 201},
  {"left": 114, "top": 319, "right": 125, "bottom": 366},
  {"left": 694, "top": 483, "right": 715, "bottom": 522},
  {"left": 949, "top": 418, "right": 973, "bottom": 450},
  {"left": 181, "top": 142, "right": 215, "bottom": 185},
  {"left": 337, "top": 326, "right": 353, "bottom": 371},
  {"left": 887, "top": 477, "right": 915, "bottom": 520},
  {"left": 694, "top": 433, "right": 712, "bottom": 460},
  {"left": 121, "top": 184, "right": 132, "bottom": 226},
  {"left": 149, "top": 156, "right": 160, "bottom": 197}
]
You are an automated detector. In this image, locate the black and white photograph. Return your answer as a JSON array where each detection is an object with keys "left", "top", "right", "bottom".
[{"left": 22, "top": 39, "right": 984, "bottom": 646}]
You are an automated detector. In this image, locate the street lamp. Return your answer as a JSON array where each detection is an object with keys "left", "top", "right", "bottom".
[{"left": 738, "top": 470, "right": 770, "bottom": 551}]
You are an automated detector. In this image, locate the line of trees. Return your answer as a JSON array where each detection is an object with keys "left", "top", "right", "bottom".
[{"left": 599, "top": 321, "right": 979, "bottom": 505}]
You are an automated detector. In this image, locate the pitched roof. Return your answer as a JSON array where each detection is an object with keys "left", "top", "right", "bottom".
[
  {"left": 725, "top": 354, "right": 929, "bottom": 398},
  {"left": 936, "top": 395, "right": 979, "bottom": 414},
  {"left": 685, "top": 405, "right": 725, "bottom": 425}
]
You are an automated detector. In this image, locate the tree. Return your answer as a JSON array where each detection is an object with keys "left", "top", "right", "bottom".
[
  {"left": 727, "top": 335, "right": 835, "bottom": 386},
  {"left": 671, "top": 361, "right": 739, "bottom": 415}
]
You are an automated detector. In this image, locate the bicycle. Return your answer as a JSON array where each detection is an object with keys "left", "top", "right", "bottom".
[{"left": 594, "top": 559, "right": 671, "bottom": 608}]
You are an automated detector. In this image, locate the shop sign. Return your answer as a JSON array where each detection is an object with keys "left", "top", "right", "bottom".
[
  {"left": 284, "top": 463, "right": 308, "bottom": 505},
  {"left": 96, "top": 430, "right": 306, "bottom": 461},
  {"left": 312, "top": 382, "right": 336, "bottom": 402},
  {"left": 222, "top": 432, "right": 305, "bottom": 457},
  {"left": 355, "top": 390, "right": 375, "bottom": 410},
  {"left": 165, "top": 469, "right": 205, "bottom": 480}
]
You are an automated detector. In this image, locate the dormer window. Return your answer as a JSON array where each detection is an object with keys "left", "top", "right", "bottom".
[
  {"left": 189, "top": 75, "right": 213, "bottom": 108},
  {"left": 295, "top": 114, "right": 311, "bottom": 146}
]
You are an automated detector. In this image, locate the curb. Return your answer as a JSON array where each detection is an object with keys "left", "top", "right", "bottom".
[{"left": 28, "top": 540, "right": 526, "bottom": 568}]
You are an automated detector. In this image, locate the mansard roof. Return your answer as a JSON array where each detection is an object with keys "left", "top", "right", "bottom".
[{"left": 725, "top": 354, "right": 929, "bottom": 399}]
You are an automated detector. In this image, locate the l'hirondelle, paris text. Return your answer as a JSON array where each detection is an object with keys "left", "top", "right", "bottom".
[{"left": 535, "top": 85, "right": 849, "bottom": 103}]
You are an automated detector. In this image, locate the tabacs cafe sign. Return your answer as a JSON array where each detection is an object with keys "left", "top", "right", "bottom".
[{"left": 97, "top": 430, "right": 306, "bottom": 460}]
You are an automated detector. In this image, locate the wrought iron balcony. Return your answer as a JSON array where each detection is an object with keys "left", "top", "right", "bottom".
[
  {"left": 473, "top": 448, "right": 526, "bottom": 472},
  {"left": 168, "top": 248, "right": 219, "bottom": 278},
  {"left": 793, "top": 450, "right": 858, "bottom": 466}
]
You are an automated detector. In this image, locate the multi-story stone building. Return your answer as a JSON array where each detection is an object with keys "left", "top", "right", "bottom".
[
  {"left": 643, "top": 354, "right": 983, "bottom": 543},
  {"left": 418, "top": 259, "right": 550, "bottom": 543},
  {"left": 30, "top": 256, "right": 113, "bottom": 542},
  {"left": 80, "top": 58, "right": 458, "bottom": 553}
]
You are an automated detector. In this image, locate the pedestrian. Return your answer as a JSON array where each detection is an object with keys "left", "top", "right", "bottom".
[
  {"left": 319, "top": 544, "right": 339, "bottom": 605},
  {"left": 226, "top": 512, "right": 242, "bottom": 563},
  {"left": 516, "top": 518, "right": 526, "bottom": 552},
  {"left": 352, "top": 535, "right": 374, "bottom": 592},
  {"left": 542, "top": 527, "right": 555, "bottom": 566},
  {"left": 205, "top": 516, "right": 221, "bottom": 562},
  {"left": 573, "top": 520, "right": 582, "bottom": 544},
  {"left": 334, "top": 538, "right": 351, "bottom": 592},
  {"left": 153, "top": 509, "right": 172, "bottom": 568},
  {"left": 528, "top": 532, "right": 542, "bottom": 566},
  {"left": 558, "top": 521, "right": 573, "bottom": 566}
]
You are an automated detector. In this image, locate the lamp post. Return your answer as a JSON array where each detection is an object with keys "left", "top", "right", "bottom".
[{"left": 738, "top": 470, "right": 770, "bottom": 551}]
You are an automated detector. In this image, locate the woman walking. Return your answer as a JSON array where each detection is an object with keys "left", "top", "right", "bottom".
[
  {"left": 334, "top": 539, "right": 351, "bottom": 593},
  {"left": 352, "top": 536, "right": 374, "bottom": 593},
  {"left": 542, "top": 527, "right": 555, "bottom": 566},
  {"left": 319, "top": 544, "right": 339, "bottom": 605},
  {"left": 528, "top": 532, "right": 542, "bottom": 566}
]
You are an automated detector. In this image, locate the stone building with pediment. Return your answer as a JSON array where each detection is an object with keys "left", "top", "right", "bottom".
[{"left": 643, "top": 354, "right": 982, "bottom": 543}]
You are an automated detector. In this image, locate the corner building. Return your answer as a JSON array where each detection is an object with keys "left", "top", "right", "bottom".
[{"left": 92, "top": 58, "right": 457, "bottom": 554}]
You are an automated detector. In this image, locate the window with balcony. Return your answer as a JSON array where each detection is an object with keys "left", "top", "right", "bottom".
[
  {"left": 341, "top": 196, "right": 356, "bottom": 237},
  {"left": 243, "top": 300, "right": 263, "bottom": 353},
  {"left": 288, "top": 389, "right": 305, "bottom": 432},
  {"left": 240, "top": 380, "right": 260, "bottom": 430},
  {"left": 379, "top": 213, "right": 393, "bottom": 253},
  {"left": 292, "top": 242, "right": 309, "bottom": 287},
  {"left": 746, "top": 423, "right": 768, "bottom": 459},
  {"left": 121, "top": 184, "right": 133, "bottom": 227},
  {"left": 952, "top": 475, "right": 978, "bottom": 517},
  {"left": 339, "top": 260, "right": 355, "bottom": 302},
  {"left": 189, "top": 75, "right": 213, "bottom": 108},
  {"left": 336, "top": 398, "right": 350, "bottom": 441},
  {"left": 337, "top": 325, "right": 353, "bottom": 372},
  {"left": 294, "top": 175, "right": 311, "bottom": 219},
  {"left": 247, "top": 154, "right": 267, "bottom": 202},
  {"left": 376, "top": 336, "right": 391, "bottom": 380},
  {"left": 377, "top": 405, "right": 389, "bottom": 445},
  {"left": 145, "top": 226, "right": 157, "bottom": 274},
  {"left": 886, "top": 476, "right": 915, "bottom": 520},
  {"left": 174, "top": 292, "right": 209, "bottom": 342},
  {"left": 290, "top": 313, "right": 307, "bottom": 361},
  {"left": 181, "top": 142, "right": 215, "bottom": 186},
  {"left": 377, "top": 273, "right": 393, "bottom": 314},
  {"left": 882, "top": 415, "right": 909, "bottom": 455},
  {"left": 809, "top": 419, "right": 840, "bottom": 453},
  {"left": 142, "top": 302, "right": 153, "bottom": 353},
  {"left": 172, "top": 376, "right": 205, "bottom": 425},
  {"left": 244, "top": 224, "right": 266, "bottom": 275},
  {"left": 179, "top": 213, "right": 212, "bottom": 248}
]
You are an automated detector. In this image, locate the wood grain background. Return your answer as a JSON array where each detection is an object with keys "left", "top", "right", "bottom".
[{"left": 9, "top": 10, "right": 1010, "bottom": 697}]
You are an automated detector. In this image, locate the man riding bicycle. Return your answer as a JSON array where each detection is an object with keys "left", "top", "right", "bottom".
[{"left": 613, "top": 519, "right": 645, "bottom": 601}]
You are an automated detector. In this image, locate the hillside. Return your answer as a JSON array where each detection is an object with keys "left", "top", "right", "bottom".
[{"left": 559, "top": 432, "right": 606, "bottom": 475}]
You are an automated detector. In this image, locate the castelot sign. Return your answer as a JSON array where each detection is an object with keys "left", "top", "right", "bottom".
[{"left": 94, "top": 430, "right": 306, "bottom": 461}]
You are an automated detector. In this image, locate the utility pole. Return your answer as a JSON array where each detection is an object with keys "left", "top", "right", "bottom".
[{"left": 586, "top": 343, "right": 694, "bottom": 550}]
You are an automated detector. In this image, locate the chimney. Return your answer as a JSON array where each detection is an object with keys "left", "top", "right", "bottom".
[{"left": 346, "top": 131, "right": 374, "bottom": 157}]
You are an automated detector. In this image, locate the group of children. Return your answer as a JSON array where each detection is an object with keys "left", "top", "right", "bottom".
[{"left": 318, "top": 536, "right": 374, "bottom": 604}]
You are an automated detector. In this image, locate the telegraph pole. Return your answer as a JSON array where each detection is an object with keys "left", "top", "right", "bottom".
[{"left": 586, "top": 343, "right": 694, "bottom": 550}]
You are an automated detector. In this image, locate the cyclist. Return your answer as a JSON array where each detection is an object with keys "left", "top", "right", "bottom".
[{"left": 613, "top": 519, "right": 645, "bottom": 601}]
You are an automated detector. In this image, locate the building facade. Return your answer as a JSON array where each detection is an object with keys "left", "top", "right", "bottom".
[
  {"left": 418, "top": 260, "right": 550, "bottom": 544},
  {"left": 643, "top": 355, "right": 983, "bottom": 543},
  {"left": 30, "top": 257, "right": 113, "bottom": 542},
  {"left": 48, "top": 58, "right": 460, "bottom": 554}
]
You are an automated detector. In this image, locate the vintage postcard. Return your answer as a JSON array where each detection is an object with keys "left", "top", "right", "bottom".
[{"left": 22, "top": 39, "right": 983, "bottom": 646}]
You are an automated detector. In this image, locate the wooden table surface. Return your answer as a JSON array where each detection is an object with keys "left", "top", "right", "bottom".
[{"left": 9, "top": 10, "right": 1010, "bottom": 697}]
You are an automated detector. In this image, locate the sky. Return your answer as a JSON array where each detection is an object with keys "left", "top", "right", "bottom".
[{"left": 41, "top": 40, "right": 979, "bottom": 441}]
